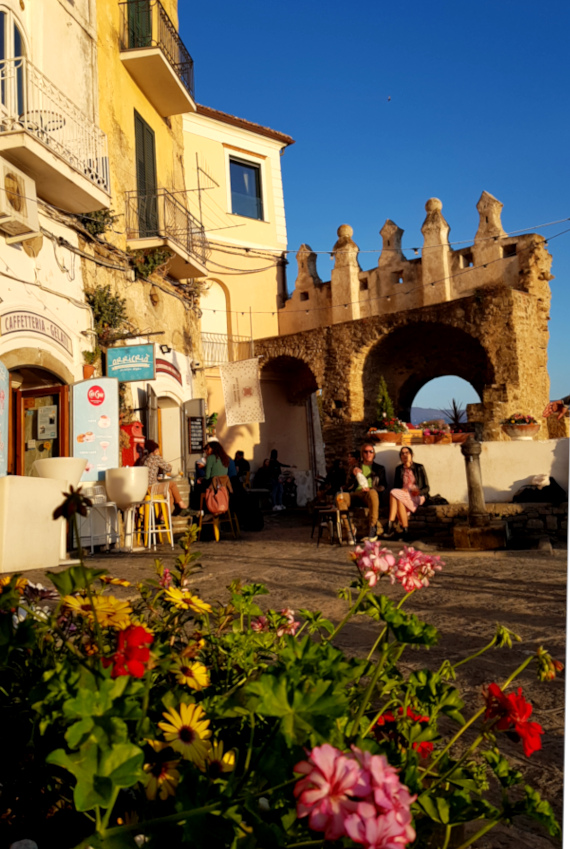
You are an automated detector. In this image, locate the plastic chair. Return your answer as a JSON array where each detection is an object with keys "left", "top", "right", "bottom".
[
  {"left": 197, "top": 490, "right": 240, "bottom": 542},
  {"left": 139, "top": 482, "right": 174, "bottom": 550},
  {"left": 81, "top": 484, "right": 119, "bottom": 554}
]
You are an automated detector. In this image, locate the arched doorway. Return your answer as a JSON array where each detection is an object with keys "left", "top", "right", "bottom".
[
  {"left": 361, "top": 322, "right": 493, "bottom": 425},
  {"left": 411, "top": 376, "right": 480, "bottom": 425},
  {"left": 9, "top": 366, "right": 67, "bottom": 475},
  {"left": 157, "top": 395, "right": 182, "bottom": 476}
]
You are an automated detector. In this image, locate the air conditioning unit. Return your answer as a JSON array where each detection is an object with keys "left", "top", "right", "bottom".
[{"left": 0, "top": 157, "right": 40, "bottom": 243}]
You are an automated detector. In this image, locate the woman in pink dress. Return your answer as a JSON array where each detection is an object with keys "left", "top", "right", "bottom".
[{"left": 384, "top": 447, "right": 429, "bottom": 540}]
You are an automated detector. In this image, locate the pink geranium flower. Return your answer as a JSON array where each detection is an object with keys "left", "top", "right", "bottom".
[
  {"left": 277, "top": 608, "right": 300, "bottom": 636},
  {"left": 294, "top": 744, "right": 369, "bottom": 839},
  {"left": 394, "top": 547, "right": 443, "bottom": 592},
  {"left": 352, "top": 541, "right": 397, "bottom": 587},
  {"left": 251, "top": 615, "right": 268, "bottom": 632},
  {"left": 294, "top": 744, "right": 416, "bottom": 847}
]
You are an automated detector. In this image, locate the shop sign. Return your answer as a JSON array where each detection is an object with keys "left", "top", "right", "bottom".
[
  {"left": 0, "top": 361, "right": 8, "bottom": 477},
  {"left": 0, "top": 310, "right": 72, "bottom": 355},
  {"left": 156, "top": 358, "right": 182, "bottom": 384},
  {"left": 106, "top": 344, "right": 155, "bottom": 383},
  {"left": 72, "top": 378, "right": 119, "bottom": 482}
]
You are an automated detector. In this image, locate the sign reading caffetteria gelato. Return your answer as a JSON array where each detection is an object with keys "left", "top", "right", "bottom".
[
  {"left": 0, "top": 310, "right": 72, "bottom": 354},
  {"left": 106, "top": 344, "right": 155, "bottom": 383},
  {"left": 72, "top": 378, "right": 119, "bottom": 482}
]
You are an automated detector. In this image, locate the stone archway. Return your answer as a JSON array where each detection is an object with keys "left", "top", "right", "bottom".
[
  {"left": 260, "top": 355, "right": 319, "bottom": 405},
  {"left": 361, "top": 322, "right": 491, "bottom": 424}
]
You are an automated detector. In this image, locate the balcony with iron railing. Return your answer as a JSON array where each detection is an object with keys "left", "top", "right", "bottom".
[
  {"left": 0, "top": 57, "right": 110, "bottom": 212},
  {"left": 125, "top": 188, "right": 209, "bottom": 279},
  {"left": 201, "top": 332, "right": 254, "bottom": 368},
  {"left": 119, "top": 0, "right": 196, "bottom": 116}
]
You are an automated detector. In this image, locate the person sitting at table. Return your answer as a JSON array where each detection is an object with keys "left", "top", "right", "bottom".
[
  {"left": 203, "top": 440, "right": 232, "bottom": 485},
  {"left": 336, "top": 443, "right": 387, "bottom": 542},
  {"left": 384, "top": 446, "right": 430, "bottom": 540},
  {"left": 234, "top": 450, "right": 251, "bottom": 488},
  {"left": 252, "top": 458, "right": 271, "bottom": 489},
  {"left": 138, "top": 439, "right": 189, "bottom": 516}
]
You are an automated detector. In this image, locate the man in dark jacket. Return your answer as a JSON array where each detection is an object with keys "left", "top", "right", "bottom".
[{"left": 337, "top": 443, "right": 387, "bottom": 542}]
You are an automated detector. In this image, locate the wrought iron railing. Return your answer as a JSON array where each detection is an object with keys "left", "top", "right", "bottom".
[
  {"left": 125, "top": 188, "right": 209, "bottom": 267},
  {"left": 201, "top": 332, "right": 254, "bottom": 368},
  {"left": 119, "top": 0, "right": 194, "bottom": 100},
  {"left": 0, "top": 57, "right": 109, "bottom": 192}
]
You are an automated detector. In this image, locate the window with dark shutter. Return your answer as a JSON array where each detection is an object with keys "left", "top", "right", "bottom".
[
  {"left": 134, "top": 110, "right": 158, "bottom": 237},
  {"left": 127, "top": 0, "right": 152, "bottom": 49}
]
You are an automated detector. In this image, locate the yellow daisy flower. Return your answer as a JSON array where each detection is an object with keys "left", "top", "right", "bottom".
[
  {"left": 0, "top": 576, "right": 28, "bottom": 594},
  {"left": 99, "top": 576, "right": 131, "bottom": 587},
  {"left": 171, "top": 659, "right": 210, "bottom": 690},
  {"left": 164, "top": 587, "right": 212, "bottom": 615},
  {"left": 158, "top": 703, "right": 211, "bottom": 764},
  {"left": 143, "top": 740, "right": 180, "bottom": 801},
  {"left": 62, "top": 594, "right": 132, "bottom": 629},
  {"left": 180, "top": 633, "right": 206, "bottom": 660},
  {"left": 206, "top": 740, "right": 236, "bottom": 777}
]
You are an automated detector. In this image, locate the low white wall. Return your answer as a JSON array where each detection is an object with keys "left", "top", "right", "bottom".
[{"left": 372, "top": 439, "right": 569, "bottom": 503}]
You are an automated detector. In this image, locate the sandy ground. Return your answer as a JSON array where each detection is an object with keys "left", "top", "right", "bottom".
[{"left": 19, "top": 509, "right": 567, "bottom": 848}]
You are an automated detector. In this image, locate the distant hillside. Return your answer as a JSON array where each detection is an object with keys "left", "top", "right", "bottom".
[{"left": 410, "top": 406, "right": 449, "bottom": 425}]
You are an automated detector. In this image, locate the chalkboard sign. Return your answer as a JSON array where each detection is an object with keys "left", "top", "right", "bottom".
[{"left": 189, "top": 416, "right": 205, "bottom": 452}]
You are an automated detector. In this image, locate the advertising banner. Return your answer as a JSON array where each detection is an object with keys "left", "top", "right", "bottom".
[
  {"left": 106, "top": 344, "right": 155, "bottom": 383},
  {"left": 72, "top": 378, "right": 120, "bottom": 482},
  {"left": 219, "top": 358, "right": 265, "bottom": 426},
  {"left": 0, "top": 361, "right": 8, "bottom": 477}
]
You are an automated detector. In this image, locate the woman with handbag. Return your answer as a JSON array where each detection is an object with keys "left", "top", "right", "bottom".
[{"left": 384, "top": 447, "right": 430, "bottom": 540}]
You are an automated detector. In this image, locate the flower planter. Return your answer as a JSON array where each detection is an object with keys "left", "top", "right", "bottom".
[
  {"left": 451, "top": 432, "right": 474, "bottom": 444},
  {"left": 368, "top": 430, "right": 402, "bottom": 444},
  {"left": 502, "top": 423, "right": 540, "bottom": 441},
  {"left": 434, "top": 433, "right": 452, "bottom": 444},
  {"left": 422, "top": 435, "right": 435, "bottom": 445},
  {"left": 83, "top": 364, "right": 96, "bottom": 380}
]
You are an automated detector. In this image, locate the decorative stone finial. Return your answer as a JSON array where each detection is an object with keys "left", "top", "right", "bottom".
[
  {"left": 475, "top": 191, "right": 506, "bottom": 241},
  {"left": 379, "top": 219, "right": 405, "bottom": 265},
  {"left": 333, "top": 224, "right": 360, "bottom": 269},
  {"left": 421, "top": 198, "right": 450, "bottom": 248},
  {"left": 295, "top": 244, "right": 321, "bottom": 286}
]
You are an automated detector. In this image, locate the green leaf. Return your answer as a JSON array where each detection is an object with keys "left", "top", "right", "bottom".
[
  {"left": 99, "top": 742, "right": 144, "bottom": 787},
  {"left": 47, "top": 745, "right": 108, "bottom": 811},
  {"left": 47, "top": 565, "right": 108, "bottom": 596},
  {"left": 66, "top": 717, "right": 95, "bottom": 748}
]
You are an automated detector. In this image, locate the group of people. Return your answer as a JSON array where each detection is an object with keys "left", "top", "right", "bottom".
[
  {"left": 326, "top": 442, "right": 429, "bottom": 543},
  {"left": 251, "top": 449, "right": 296, "bottom": 511}
]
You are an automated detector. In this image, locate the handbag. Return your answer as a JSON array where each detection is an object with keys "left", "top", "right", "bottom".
[{"left": 205, "top": 482, "right": 230, "bottom": 515}]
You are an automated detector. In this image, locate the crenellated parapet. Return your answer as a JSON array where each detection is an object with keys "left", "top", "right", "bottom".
[{"left": 278, "top": 192, "right": 552, "bottom": 336}]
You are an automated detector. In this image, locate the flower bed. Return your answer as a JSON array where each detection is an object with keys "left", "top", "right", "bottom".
[{"left": 0, "top": 489, "right": 562, "bottom": 849}]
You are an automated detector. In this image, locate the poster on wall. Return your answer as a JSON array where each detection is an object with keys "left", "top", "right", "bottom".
[
  {"left": 0, "top": 361, "right": 8, "bottom": 477},
  {"left": 72, "top": 378, "right": 120, "bottom": 482},
  {"left": 106, "top": 344, "right": 155, "bottom": 383},
  {"left": 38, "top": 405, "right": 58, "bottom": 440},
  {"left": 219, "top": 358, "right": 265, "bottom": 426}
]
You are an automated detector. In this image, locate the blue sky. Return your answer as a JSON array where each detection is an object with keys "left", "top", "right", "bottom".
[{"left": 180, "top": 0, "right": 570, "bottom": 408}]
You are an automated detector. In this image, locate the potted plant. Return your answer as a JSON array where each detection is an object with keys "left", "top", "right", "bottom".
[
  {"left": 82, "top": 347, "right": 100, "bottom": 379},
  {"left": 367, "top": 378, "right": 406, "bottom": 443},
  {"left": 502, "top": 413, "right": 540, "bottom": 440},
  {"left": 422, "top": 427, "right": 452, "bottom": 445}
]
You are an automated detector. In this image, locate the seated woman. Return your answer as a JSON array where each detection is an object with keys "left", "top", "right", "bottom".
[
  {"left": 138, "top": 439, "right": 189, "bottom": 516},
  {"left": 203, "top": 440, "right": 231, "bottom": 486},
  {"left": 384, "top": 446, "right": 429, "bottom": 540}
]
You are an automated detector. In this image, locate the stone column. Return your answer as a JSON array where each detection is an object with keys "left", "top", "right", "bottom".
[
  {"left": 472, "top": 191, "right": 505, "bottom": 273},
  {"left": 460, "top": 437, "right": 489, "bottom": 527},
  {"left": 421, "top": 198, "right": 451, "bottom": 305},
  {"left": 331, "top": 224, "right": 361, "bottom": 324}
]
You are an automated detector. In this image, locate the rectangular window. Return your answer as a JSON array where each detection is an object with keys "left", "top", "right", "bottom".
[{"left": 230, "top": 158, "right": 263, "bottom": 220}]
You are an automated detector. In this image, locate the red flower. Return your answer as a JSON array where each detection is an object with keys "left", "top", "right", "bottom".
[
  {"left": 103, "top": 624, "right": 154, "bottom": 678},
  {"left": 484, "top": 683, "right": 543, "bottom": 757},
  {"left": 375, "top": 707, "right": 433, "bottom": 758}
]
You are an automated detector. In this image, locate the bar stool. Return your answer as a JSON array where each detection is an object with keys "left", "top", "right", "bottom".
[
  {"left": 84, "top": 484, "right": 119, "bottom": 554},
  {"left": 140, "top": 482, "right": 174, "bottom": 550},
  {"left": 315, "top": 507, "right": 357, "bottom": 546}
]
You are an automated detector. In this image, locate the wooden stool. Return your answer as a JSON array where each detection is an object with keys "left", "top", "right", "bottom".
[{"left": 315, "top": 508, "right": 356, "bottom": 546}]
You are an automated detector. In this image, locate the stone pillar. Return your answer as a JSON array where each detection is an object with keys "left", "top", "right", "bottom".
[
  {"left": 295, "top": 244, "right": 321, "bottom": 290},
  {"left": 378, "top": 219, "right": 405, "bottom": 267},
  {"left": 460, "top": 437, "right": 489, "bottom": 527},
  {"left": 421, "top": 198, "right": 451, "bottom": 305},
  {"left": 472, "top": 191, "right": 505, "bottom": 271},
  {"left": 331, "top": 224, "right": 361, "bottom": 324}
]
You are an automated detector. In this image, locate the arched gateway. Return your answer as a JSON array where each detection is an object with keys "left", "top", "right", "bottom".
[{"left": 255, "top": 193, "right": 553, "bottom": 461}]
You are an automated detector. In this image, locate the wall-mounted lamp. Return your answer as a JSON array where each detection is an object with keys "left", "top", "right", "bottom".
[{"left": 160, "top": 344, "right": 172, "bottom": 355}]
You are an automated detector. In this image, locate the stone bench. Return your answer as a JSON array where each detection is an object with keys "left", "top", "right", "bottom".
[{"left": 408, "top": 502, "right": 568, "bottom": 543}]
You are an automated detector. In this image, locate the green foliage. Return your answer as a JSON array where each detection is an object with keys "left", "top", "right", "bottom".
[
  {"left": 82, "top": 347, "right": 101, "bottom": 366},
  {"left": 78, "top": 209, "right": 118, "bottom": 237},
  {"left": 375, "top": 375, "right": 395, "bottom": 423},
  {"left": 441, "top": 398, "right": 467, "bottom": 427},
  {"left": 86, "top": 285, "right": 130, "bottom": 346},
  {"left": 0, "top": 500, "right": 561, "bottom": 848},
  {"left": 130, "top": 247, "right": 174, "bottom": 279}
]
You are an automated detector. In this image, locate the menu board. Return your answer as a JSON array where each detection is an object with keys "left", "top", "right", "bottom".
[
  {"left": 0, "top": 361, "right": 8, "bottom": 477},
  {"left": 72, "top": 378, "right": 120, "bottom": 482},
  {"left": 189, "top": 416, "right": 205, "bottom": 452}
]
